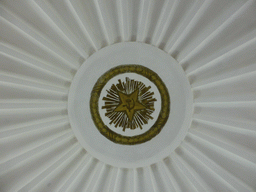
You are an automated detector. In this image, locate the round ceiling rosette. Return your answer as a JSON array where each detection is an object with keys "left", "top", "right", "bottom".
[{"left": 0, "top": 0, "right": 256, "bottom": 191}]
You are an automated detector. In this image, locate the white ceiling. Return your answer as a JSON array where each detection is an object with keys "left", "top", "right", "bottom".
[{"left": 0, "top": 0, "right": 256, "bottom": 191}]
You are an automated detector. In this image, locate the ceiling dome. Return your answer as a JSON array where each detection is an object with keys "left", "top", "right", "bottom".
[{"left": 0, "top": 0, "right": 256, "bottom": 191}]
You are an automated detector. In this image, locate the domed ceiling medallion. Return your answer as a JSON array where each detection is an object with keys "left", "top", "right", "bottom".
[
  {"left": 68, "top": 42, "right": 193, "bottom": 168},
  {"left": 90, "top": 65, "right": 170, "bottom": 145},
  {"left": 1, "top": 0, "right": 256, "bottom": 190}
]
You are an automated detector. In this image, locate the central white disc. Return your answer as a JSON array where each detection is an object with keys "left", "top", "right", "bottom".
[
  {"left": 99, "top": 73, "right": 162, "bottom": 137},
  {"left": 68, "top": 42, "right": 193, "bottom": 168}
]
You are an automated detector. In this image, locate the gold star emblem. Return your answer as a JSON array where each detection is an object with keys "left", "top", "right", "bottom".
[{"left": 114, "top": 89, "right": 146, "bottom": 121}]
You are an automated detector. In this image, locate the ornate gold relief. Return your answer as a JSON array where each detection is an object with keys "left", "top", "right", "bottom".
[
  {"left": 90, "top": 65, "right": 170, "bottom": 145},
  {"left": 102, "top": 77, "right": 156, "bottom": 131}
]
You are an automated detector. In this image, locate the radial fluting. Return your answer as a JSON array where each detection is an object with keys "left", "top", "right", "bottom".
[{"left": 0, "top": 0, "right": 256, "bottom": 191}]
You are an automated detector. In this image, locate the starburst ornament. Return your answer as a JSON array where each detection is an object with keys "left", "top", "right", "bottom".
[
  {"left": 91, "top": 64, "right": 170, "bottom": 145},
  {"left": 102, "top": 77, "right": 157, "bottom": 131}
]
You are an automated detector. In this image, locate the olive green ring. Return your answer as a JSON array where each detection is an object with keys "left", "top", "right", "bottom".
[{"left": 90, "top": 65, "right": 170, "bottom": 145}]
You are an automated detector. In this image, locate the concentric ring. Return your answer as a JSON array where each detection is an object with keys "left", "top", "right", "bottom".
[
  {"left": 68, "top": 42, "right": 193, "bottom": 168},
  {"left": 90, "top": 64, "right": 170, "bottom": 145}
]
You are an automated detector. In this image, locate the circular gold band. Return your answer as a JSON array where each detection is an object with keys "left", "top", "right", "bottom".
[{"left": 90, "top": 65, "right": 170, "bottom": 145}]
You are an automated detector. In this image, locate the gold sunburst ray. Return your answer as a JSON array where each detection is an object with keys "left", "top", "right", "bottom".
[{"left": 102, "top": 77, "right": 156, "bottom": 131}]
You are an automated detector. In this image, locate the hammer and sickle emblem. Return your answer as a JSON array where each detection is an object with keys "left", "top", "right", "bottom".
[{"left": 123, "top": 99, "right": 135, "bottom": 112}]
